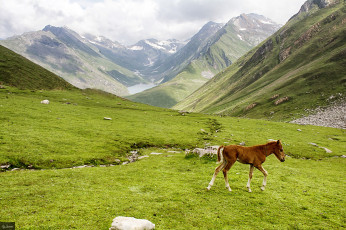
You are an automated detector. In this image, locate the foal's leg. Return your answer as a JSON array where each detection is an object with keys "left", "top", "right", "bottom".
[
  {"left": 207, "top": 161, "right": 226, "bottom": 190},
  {"left": 256, "top": 165, "right": 268, "bottom": 191},
  {"left": 223, "top": 161, "right": 235, "bottom": 192},
  {"left": 247, "top": 165, "right": 254, "bottom": 192}
]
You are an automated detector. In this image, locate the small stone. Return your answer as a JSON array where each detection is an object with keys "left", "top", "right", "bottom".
[
  {"left": 239, "top": 142, "right": 246, "bottom": 146},
  {"left": 320, "top": 147, "right": 332, "bottom": 153},
  {"left": 138, "top": 155, "right": 149, "bottom": 159},
  {"left": 0, "top": 164, "right": 10, "bottom": 169}
]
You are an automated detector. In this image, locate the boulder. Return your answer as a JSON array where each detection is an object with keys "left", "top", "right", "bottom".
[
  {"left": 191, "top": 146, "right": 219, "bottom": 157},
  {"left": 109, "top": 216, "right": 155, "bottom": 230},
  {"left": 41, "top": 99, "right": 49, "bottom": 104}
]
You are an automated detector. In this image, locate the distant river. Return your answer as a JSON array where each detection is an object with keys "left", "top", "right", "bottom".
[{"left": 128, "top": 83, "right": 156, "bottom": 95}]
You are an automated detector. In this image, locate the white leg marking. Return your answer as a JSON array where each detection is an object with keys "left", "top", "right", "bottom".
[
  {"left": 224, "top": 174, "right": 232, "bottom": 192},
  {"left": 247, "top": 165, "right": 254, "bottom": 192},
  {"left": 207, "top": 162, "right": 226, "bottom": 190},
  {"left": 261, "top": 169, "right": 268, "bottom": 191},
  {"left": 247, "top": 178, "right": 252, "bottom": 193},
  {"left": 207, "top": 173, "right": 217, "bottom": 190}
]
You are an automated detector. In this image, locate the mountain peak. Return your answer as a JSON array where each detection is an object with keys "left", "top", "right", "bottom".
[
  {"left": 227, "top": 13, "right": 281, "bottom": 46},
  {"left": 230, "top": 13, "right": 279, "bottom": 29},
  {"left": 43, "top": 25, "right": 70, "bottom": 34},
  {"left": 289, "top": 0, "right": 339, "bottom": 21},
  {"left": 301, "top": 0, "right": 338, "bottom": 11}
]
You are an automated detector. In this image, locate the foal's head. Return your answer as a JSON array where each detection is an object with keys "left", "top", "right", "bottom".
[{"left": 272, "top": 140, "right": 285, "bottom": 162}]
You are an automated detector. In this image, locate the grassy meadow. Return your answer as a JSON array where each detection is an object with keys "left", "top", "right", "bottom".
[{"left": 1, "top": 86, "right": 345, "bottom": 229}]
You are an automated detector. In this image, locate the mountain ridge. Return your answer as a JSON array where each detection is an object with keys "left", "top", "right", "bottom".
[
  {"left": 174, "top": 0, "right": 345, "bottom": 121},
  {"left": 0, "top": 26, "right": 133, "bottom": 95},
  {"left": 127, "top": 13, "right": 281, "bottom": 108},
  {"left": 0, "top": 13, "right": 280, "bottom": 101}
]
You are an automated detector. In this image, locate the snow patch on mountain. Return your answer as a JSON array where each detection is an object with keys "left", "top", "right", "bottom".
[
  {"left": 145, "top": 40, "right": 166, "bottom": 50},
  {"left": 129, "top": 46, "right": 143, "bottom": 51}
]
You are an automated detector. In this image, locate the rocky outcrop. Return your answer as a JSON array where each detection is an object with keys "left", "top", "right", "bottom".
[
  {"left": 274, "top": 97, "right": 290, "bottom": 105},
  {"left": 241, "top": 39, "right": 274, "bottom": 70},
  {"left": 291, "top": 101, "right": 346, "bottom": 129},
  {"left": 290, "top": 0, "right": 339, "bottom": 19},
  {"left": 245, "top": 103, "right": 257, "bottom": 111}
]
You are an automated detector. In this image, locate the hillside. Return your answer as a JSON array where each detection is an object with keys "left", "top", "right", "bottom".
[
  {"left": 0, "top": 26, "right": 139, "bottom": 96},
  {"left": 127, "top": 14, "right": 280, "bottom": 108},
  {"left": 174, "top": 0, "right": 346, "bottom": 121},
  {"left": 0, "top": 45, "right": 74, "bottom": 90}
]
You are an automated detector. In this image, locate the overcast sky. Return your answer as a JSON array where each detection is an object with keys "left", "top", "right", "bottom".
[{"left": 0, "top": 0, "right": 307, "bottom": 45}]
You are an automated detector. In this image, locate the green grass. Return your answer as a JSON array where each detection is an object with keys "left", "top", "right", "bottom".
[
  {"left": 1, "top": 151, "right": 345, "bottom": 229},
  {"left": 1, "top": 13, "right": 345, "bottom": 229},
  {"left": 0, "top": 45, "right": 74, "bottom": 90},
  {"left": 0, "top": 85, "right": 345, "bottom": 229},
  {"left": 1, "top": 86, "right": 345, "bottom": 170}
]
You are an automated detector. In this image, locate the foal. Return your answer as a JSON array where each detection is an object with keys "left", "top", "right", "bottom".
[{"left": 206, "top": 140, "right": 285, "bottom": 192}]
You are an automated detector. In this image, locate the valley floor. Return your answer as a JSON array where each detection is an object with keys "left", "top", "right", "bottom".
[{"left": 0, "top": 150, "right": 345, "bottom": 229}]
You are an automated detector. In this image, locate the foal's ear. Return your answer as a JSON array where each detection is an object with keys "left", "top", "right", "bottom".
[{"left": 277, "top": 140, "right": 281, "bottom": 145}]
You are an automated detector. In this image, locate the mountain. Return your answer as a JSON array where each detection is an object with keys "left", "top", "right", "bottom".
[
  {"left": 147, "top": 21, "right": 225, "bottom": 83},
  {"left": 0, "top": 45, "right": 74, "bottom": 90},
  {"left": 84, "top": 35, "right": 186, "bottom": 78},
  {"left": 0, "top": 13, "right": 279, "bottom": 100},
  {"left": 127, "top": 14, "right": 281, "bottom": 108},
  {"left": 174, "top": 0, "right": 345, "bottom": 121},
  {"left": 0, "top": 25, "right": 189, "bottom": 96},
  {"left": 129, "top": 38, "right": 186, "bottom": 67},
  {"left": 0, "top": 25, "right": 138, "bottom": 96}
]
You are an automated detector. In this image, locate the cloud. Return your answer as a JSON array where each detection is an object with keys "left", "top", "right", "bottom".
[{"left": 0, "top": 0, "right": 307, "bottom": 44}]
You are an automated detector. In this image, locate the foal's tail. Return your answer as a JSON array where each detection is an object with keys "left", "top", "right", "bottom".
[{"left": 217, "top": 145, "right": 224, "bottom": 163}]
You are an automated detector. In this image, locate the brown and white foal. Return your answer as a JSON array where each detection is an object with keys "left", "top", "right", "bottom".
[{"left": 207, "top": 140, "right": 285, "bottom": 192}]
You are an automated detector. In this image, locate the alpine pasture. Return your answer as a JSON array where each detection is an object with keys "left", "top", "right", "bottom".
[{"left": 0, "top": 86, "right": 345, "bottom": 229}]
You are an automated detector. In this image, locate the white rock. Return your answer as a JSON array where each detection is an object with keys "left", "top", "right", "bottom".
[
  {"left": 320, "top": 147, "right": 332, "bottom": 153},
  {"left": 104, "top": 117, "right": 112, "bottom": 120},
  {"left": 150, "top": 152, "right": 163, "bottom": 155},
  {"left": 138, "top": 155, "right": 149, "bottom": 159},
  {"left": 41, "top": 99, "right": 49, "bottom": 104},
  {"left": 192, "top": 146, "right": 218, "bottom": 157},
  {"left": 109, "top": 216, "right": 155, "bottom": 230}
]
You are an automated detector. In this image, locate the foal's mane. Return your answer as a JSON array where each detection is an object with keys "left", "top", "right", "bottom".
[{"left": 255, "top": 141, "right": 277, "bottom": 156}]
